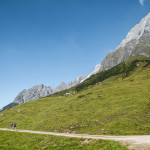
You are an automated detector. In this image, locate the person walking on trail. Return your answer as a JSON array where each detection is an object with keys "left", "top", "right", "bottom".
[
  {"left": 11, "top": 122, "right": 13, "bottom": 128},
  {"left": 14, "top": 123, "right": 16, "bottom": 129}
]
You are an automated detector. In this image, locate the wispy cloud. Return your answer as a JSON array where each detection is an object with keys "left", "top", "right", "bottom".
[{"left": 139, "top": 0, "right": 146, "bottom": 6}]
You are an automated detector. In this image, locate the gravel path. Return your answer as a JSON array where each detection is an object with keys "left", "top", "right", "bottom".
[{"left": 0, "top": 128, "right": 150, "bottom": 149}]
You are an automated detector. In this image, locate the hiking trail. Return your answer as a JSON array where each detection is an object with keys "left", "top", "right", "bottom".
[{"left": 0, "top": 128, "right": 150, "bottom": 150}]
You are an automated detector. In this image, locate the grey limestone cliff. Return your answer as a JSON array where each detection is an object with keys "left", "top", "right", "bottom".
[
  {"left": 100, "top": 13, "right": 150, "bottom": 71},
  {"left": 14, "top": 84, "right": 53, "bottom": 104},
  {"left": 80, "top": 13, "right": 150, "bottom": 82}
]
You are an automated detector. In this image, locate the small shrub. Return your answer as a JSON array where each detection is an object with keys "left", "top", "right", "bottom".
[{"left": 77, "top": 95, "right": 85, "bottom": 98}]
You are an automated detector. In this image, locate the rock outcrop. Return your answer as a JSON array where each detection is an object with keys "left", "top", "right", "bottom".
[
  {"left": 100, "top": 13, "right": 150, "bottom": 70},
  {"left": 85, "top": 13, "right": 150, "bottom": 78},
  {"left": 14, "top": 84, "right": 53, "bottom": 104}
]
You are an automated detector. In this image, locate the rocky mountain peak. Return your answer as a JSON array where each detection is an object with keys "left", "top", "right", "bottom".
[
  {"left": 98, "top": 12, "right": 150, "bottom": 71},
  {"left": 118, "top": 13, "right": 150, "bottom": 49},
  {"left": 83, "top": 13, "right": 150, "bottom": 80},
  {"left": 14, "top": 85, "right": 53, "bottom": 104}
]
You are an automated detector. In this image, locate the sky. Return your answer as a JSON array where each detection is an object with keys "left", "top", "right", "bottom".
[{"left": 0, "top": 0, "right": 150, "bottom": 108}]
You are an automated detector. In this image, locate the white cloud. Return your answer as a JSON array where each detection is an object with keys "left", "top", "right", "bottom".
[{"left": 139, "top": 0, "right": 146, "bottom": 5}]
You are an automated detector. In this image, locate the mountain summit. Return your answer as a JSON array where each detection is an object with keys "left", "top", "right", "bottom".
[
  {"left": 85, "top": 13, "right": 150, "bottom": 78},
  {"left": 14, "top": 84, "right": 53, "bottom": 104},
  {"left": 118, "top": 13, "right": 150, "bottom": 49},
  {"left": 99, "top": 13, "right": 150, "bottom": 71}
]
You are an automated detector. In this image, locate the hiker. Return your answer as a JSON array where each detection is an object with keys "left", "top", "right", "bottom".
[
  {"left": 14, "top": 123, "right": 16, "bottom": 129},
  {"left": 11, "top": 122, "right": 13, "bottom": 128}
]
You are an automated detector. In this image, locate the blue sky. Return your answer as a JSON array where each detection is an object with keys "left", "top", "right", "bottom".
[{"left": 0, "top": 0, "right": 150, "bottom": 108}]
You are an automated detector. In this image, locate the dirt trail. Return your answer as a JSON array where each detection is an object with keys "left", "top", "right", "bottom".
[{"left": 0, "top": 128, "right": 150, "bottom": 150}]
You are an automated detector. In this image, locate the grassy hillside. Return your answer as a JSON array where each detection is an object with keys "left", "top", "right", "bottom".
[
  {"left": 51, "top": 55, "right": 150, "bottom": 96},
  {"left": 0, "top": 56, "right": 150, "bottom": 135},
  {"left": 0, "top": 102, "right": 18, "bottom": 112},
  {"left": 0, "top": 131, "right": 127, "bottom": 150}
]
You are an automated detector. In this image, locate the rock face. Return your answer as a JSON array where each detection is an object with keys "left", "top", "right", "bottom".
[
  {"left": 81, "top": 13, "right": 150, "bottom": 81},
  {"left": 53, "top": 82, "right": 68, "bottom": 93},
  {"left": 14, "top": 84, "right": 53, "bottom": 104},
  {"left": 13, "top": 75, "right": 87, "bottom": 104},
  {"left": 84, "top": 13, "right": 150, "bottom": 79},
  {"left": 100, "top": 13, "right": 150, "bottom": 70}
]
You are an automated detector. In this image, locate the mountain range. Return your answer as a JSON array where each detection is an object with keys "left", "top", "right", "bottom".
[{"left": 1, "top": 12, "right": 150, "bottom": 110}]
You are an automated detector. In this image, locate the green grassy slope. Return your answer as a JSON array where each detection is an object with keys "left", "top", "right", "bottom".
[
  {"left": 0, "top": 102, "right": 19, "bottom": 112},
  {"left": 0, "top": 131, "right": 127, "bottom": 150},
  {"left": 0, "top": 56, "right": 150, "bottom": 135},
  {"left": 51, "top": 55, "right": 150, "bottom": 96}
]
